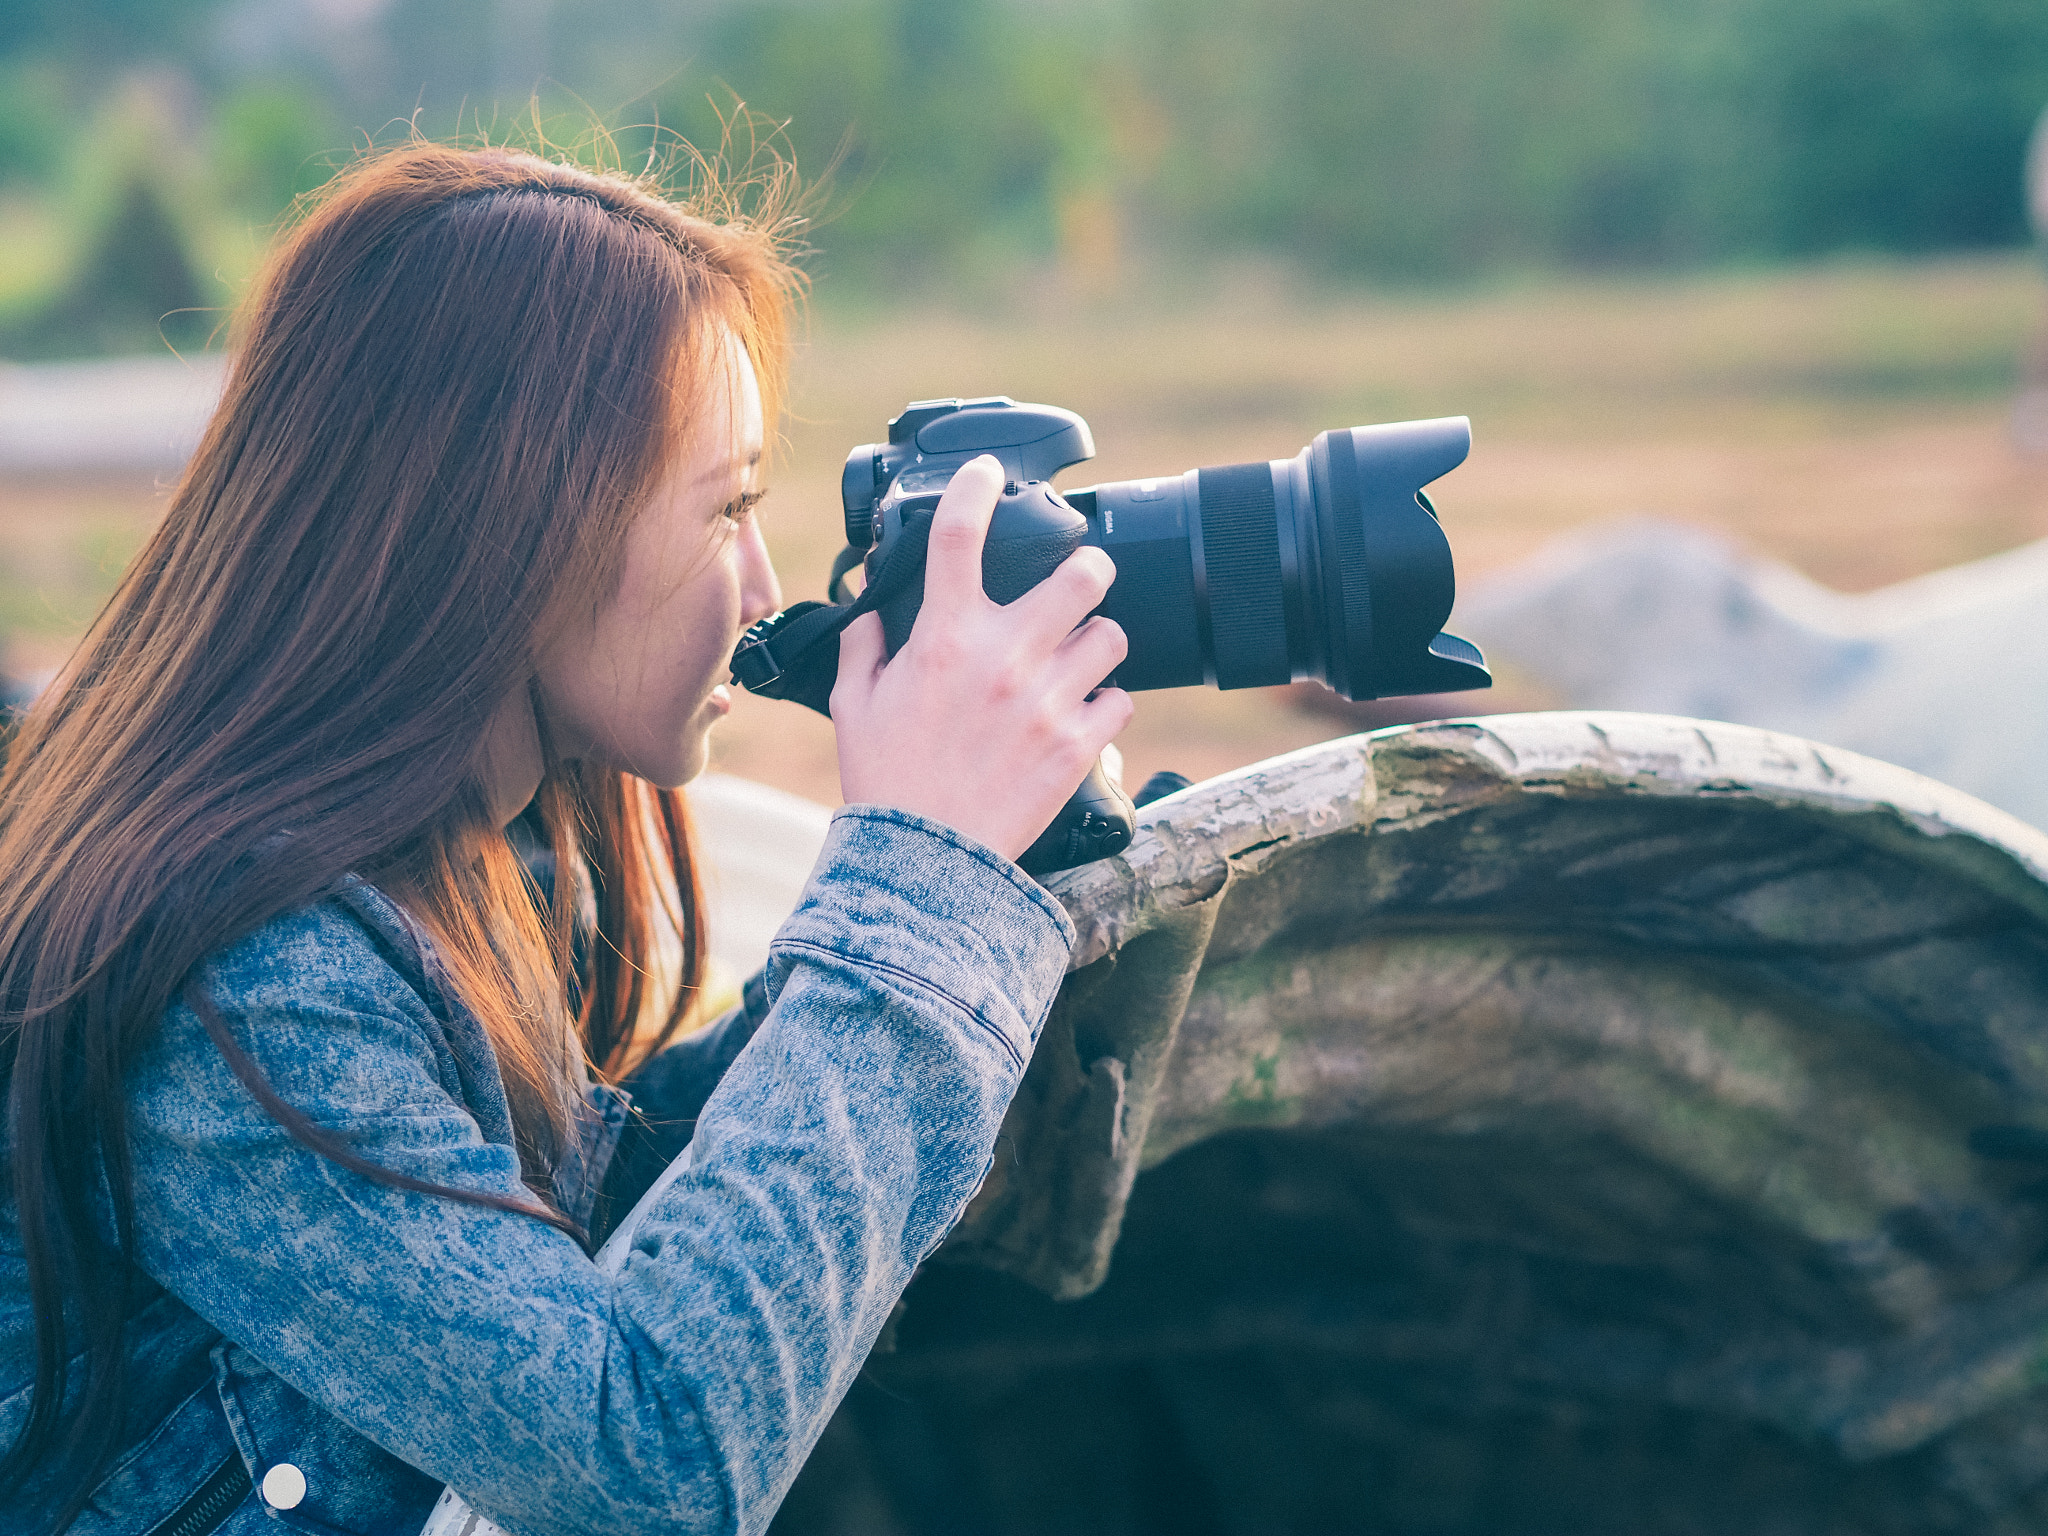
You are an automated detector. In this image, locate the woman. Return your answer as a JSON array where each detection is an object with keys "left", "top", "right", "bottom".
[{"left": 0, "top": 142, "right": 1130, "bottom": 1533}]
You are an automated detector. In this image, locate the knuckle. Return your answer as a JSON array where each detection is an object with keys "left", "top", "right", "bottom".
[
  {"left": 1092, "top": 616, "right": 1129, "bottom": 661},
  {"left": 920, "top": 625, "right": 968, "bottom": 671},
  {"left": 1064, "top": 552, "right": 1114, "bottom": 593},
  {"left": 1075, "top": 547, "right": 1117, "bottom": 586},
  {"left": 1060, "top": 548, "right": 1114, "bottom": 596}
]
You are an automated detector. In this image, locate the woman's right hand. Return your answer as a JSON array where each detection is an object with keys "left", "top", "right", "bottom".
[{"left": 831, "top": 454, "right": 1134, "bottom": 863}]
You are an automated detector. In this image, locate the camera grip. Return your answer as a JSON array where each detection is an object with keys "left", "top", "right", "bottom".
[
  {"left": 1017, "top": 756, "right": 1136, "bottom": 877},
  {"left": 872, "top": 505, "right": 1132, "bottom": 877}
]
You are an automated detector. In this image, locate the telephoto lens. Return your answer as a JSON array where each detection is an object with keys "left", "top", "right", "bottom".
[{"left": 1063, "top": 417, "right": 1488, "bottom": 701}]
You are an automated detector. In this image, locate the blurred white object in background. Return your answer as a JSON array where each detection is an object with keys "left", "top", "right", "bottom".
[
  {"left": 686, "top": 754, "right": 1124, "bottom": 989},
  {"left": 0, "top": 353, "right": 228, "bottom": 473},
  {"left": 686, "top": 773, "right": 832, "bottom": 986},
  {"left": 1454, "top": 517, "right": 2048, "bottom": 829}
]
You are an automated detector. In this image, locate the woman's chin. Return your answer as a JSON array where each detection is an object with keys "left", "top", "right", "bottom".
[
  {"left": 602, "top": 702, "right": 721, "bottom": 790},
  {"left": 664, "top": 724, "right": 717, "bottom": 789},
  {"left": 673, "top": 690, "right": 730, "bottom": 784},
  {"left": 674, "top": 746, "right": 711, "bottom": 788}
]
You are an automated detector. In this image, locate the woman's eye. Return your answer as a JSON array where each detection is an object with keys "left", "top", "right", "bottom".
[{"left": 722, "top": 490, "right": 766, "bottom": 525}]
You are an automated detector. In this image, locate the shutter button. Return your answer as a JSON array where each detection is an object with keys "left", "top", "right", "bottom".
[{"left": 261, "top": 1462, "right": 308, "bottom": 1509}]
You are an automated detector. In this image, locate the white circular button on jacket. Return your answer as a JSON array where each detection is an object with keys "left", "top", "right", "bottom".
[{"left": 260, "top": 1462, "right": 308, "bottom": 1510}]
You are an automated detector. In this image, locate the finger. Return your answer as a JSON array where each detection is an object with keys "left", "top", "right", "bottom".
[
  {"left": 1046, "top": 616, "right": 1129, "bottom": 699},
  {"left": 922, "top": 455, "right": 1005, "bottom": 612},
  {"left": 1009, "top": 544, "right": 1118, "bottom": 646},
  {"left": 829, "top": 611, "right": 887, "bottom": 717},
  {"left": 1075, "top": 685, "right": 1136, "bottom": 746}
]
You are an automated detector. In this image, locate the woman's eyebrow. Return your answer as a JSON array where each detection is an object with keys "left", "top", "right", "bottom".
[{"left": 687, "top": 449, "right": 763, "bottom": 488}]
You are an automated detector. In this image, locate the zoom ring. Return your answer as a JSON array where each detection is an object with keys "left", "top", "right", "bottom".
[{"left": 1197, "top": 462, "right": 1291, "bottom": 690}]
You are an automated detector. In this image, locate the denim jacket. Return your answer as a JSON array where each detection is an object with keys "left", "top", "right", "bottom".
[{"left": 0, "top": 806, "right": 1075, "bottom": 1535}]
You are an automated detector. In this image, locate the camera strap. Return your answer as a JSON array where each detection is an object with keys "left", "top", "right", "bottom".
[{"left": 726, "top": 517, "right": 934, "bottom": 718}]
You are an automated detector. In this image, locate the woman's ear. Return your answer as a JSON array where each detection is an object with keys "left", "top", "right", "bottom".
[{"left": 480, "top": 680, "right": 545, "bottom": 827}]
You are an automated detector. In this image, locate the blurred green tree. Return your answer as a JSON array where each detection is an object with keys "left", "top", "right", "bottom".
[
  {"left": 4, "top": 0, "right": 2048, "bottom": 353},
  {"left": 0, "top": 0, "right": 217, "bottom": 65},
  {"left": 648, "top": 0, "right": 1110, "bottom": 289},
  {"left": 212, "top": 80, "right": 345, "bottom": 220},
  {"left": 0, "top": 55, "right": 72, "bottom": 188},
  {"left": 1123, "top": 0, "right": 2048, "bottom": 277},
  {"left": 1743, "top": 0, "right": 2048, "bottom": 253}
]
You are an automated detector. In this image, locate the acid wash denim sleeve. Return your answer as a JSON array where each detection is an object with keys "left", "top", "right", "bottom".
[
  {"left": 43, "top": 805, "right": 1072, "bottom": 1536},
  {"left": 591, "top": 970, "right": 775, "bottom": 1248}
]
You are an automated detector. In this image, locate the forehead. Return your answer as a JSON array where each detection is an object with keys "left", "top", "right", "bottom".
[
  {"left": 690, "top": 333, "right": 764, "bottom": 454},
  {"left": 671, "top": 334, "right": 763, "bottom": 488}
]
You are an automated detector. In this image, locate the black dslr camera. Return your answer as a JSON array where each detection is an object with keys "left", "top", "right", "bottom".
[{"left": 731, "top": 397, "right": 1489, "bottom": 875}]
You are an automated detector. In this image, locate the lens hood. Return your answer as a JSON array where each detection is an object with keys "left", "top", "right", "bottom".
[{"left": 1311, "top": 416, "right": 1490, "bottom": 700}]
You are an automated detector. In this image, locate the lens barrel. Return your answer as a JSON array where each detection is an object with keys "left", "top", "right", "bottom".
[{"left": 1067, "top": 416, "right": 1488, "bottom": 702}]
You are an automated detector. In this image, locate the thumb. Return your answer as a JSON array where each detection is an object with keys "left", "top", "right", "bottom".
[{"left": 829, "top": 611, "right": 887, "bottom": 719}]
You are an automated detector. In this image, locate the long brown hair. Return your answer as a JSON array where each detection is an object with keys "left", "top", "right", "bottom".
[{"left": 0, "top": 138, "right": 803, "bottom": 1515}]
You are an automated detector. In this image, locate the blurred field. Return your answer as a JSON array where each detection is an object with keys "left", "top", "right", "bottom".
[{"left": 5, "top": 253, "right": 2047, "bottom": 806}]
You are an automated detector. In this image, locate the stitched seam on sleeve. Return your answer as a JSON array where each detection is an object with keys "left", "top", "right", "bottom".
[
  {"left": 829, "top": 806, "right": 1077, "bottom": 943},
  {"left": 770, "top": 938, "right": 1026, "bottom": 1073}
]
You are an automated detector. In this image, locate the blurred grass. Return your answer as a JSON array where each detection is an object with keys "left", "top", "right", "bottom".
[
  {"left": 761, "top": 253, "right": 2048, "bottom": 599},
  {"left": 4, "top": 253, "right": 2046, "bottom": 799},
  {"left": 785, "top": 254, "right": 2042, "bottom": 448}
]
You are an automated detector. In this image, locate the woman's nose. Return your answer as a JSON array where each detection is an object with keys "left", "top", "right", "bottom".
[{"left": 739, "top": 520, "right": 781, "bottom": 627}]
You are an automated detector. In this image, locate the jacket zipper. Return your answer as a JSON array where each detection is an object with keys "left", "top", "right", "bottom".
[{"left": 144, "top": 1452, "right": 252, "bottom": 1536}]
